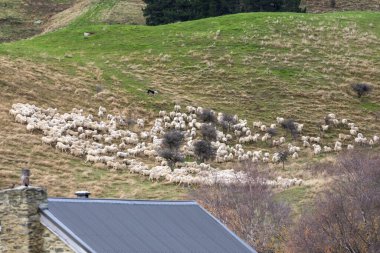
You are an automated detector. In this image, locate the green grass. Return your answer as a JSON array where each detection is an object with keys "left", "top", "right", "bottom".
[
  {"left": 275, "top": 186, "right": 314, "bottom": 216},
  {"left": 1, "top": 11, "right": 379, "bottom": 134},
  {"left": 361, "top": 101, "right": 380, "bottom": 112}
]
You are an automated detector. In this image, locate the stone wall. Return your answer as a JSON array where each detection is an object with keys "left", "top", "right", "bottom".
[
  {"left": 0, "top": 186, "right": 73, "bottom": 253},
  {"left": 42, "top": 227, "right": 73, "bottom": 253}
]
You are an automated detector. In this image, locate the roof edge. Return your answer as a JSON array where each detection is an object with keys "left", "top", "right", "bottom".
[
  {"left": 40, "top": 208, "right": 97, "bottom": 253},
  {"left": 197, "top": 204, "right": 257, "bottom": 253},
  {"left": 47, "top": 197, "right": 198, "bottom": 205}
]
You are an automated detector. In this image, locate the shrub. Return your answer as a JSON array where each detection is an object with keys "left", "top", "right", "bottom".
[
  {"left": 192, "top": 162, "right": 291, "bottom": 252},
  {"left": 267, "top": 127, "right": 277, "bottom": 137},
  {"left": 199, "top": 108, "right": 216, "bottom": 123},
  {"left": 201, "top": 124, "right": 217, "bottom": 141},
  {"left": 288, "top": 151, "right": 380, "bottom": 252},
  {"left": 159, "top": 149, "right": 184, "bottom": 169},
  {"left": 160, "top": 130, "right": 185, "bottom": 169},
  {"left": 281, "top": 119, "right": 298, "bottom": 139},
  {"left": 162, "top": 130, "right": 184, "bottom": 150},
  {"left": 193, "top": 140, "right": 216, "bottom": 162},
  {"left": 277, "top": 150, "right": 289, "bottom": 169},
  {"left": 352, "top": 83, "right": 372, "bottom": 98},
  {"left": 221, "top": 113, "right": 237, "bottom": 132}
]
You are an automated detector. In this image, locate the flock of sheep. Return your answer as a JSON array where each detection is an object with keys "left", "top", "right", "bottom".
[{"left": 10, "top": 103, "right": 379, "bottom": 188}]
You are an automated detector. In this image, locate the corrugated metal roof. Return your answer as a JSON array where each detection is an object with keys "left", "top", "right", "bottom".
[{"left": 41, "top": 198, "right": 256, "bottom": 253}]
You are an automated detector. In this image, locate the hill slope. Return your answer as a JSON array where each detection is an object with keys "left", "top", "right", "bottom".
[
  {"left": 301, "top": 0, "right": 380, "bottom": 13},
  {"left": 0, "top": 0, "right": 75, "bottom": 42},
  {"left": 0, "top": 11, "right": 379, "bottom": 201},
  {"left": 0, "top": 0, "right": 145, "bottom": 42}
]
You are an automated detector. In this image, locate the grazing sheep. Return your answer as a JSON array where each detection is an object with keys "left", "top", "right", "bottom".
[
  {"left": 98, "top": 106, "right": 107, "bottom": 118},
  {"left": 321, "top": 125, "right": 329, "bottom": 132},
  {"left": 174, "top": 105, "right": 181, "bottom": 112},
  {"left": 334, "top": 141, "right": 342, "bottom": 152},
  {"left": 312, "top": 144, "right": 321, "bottom": 155}
]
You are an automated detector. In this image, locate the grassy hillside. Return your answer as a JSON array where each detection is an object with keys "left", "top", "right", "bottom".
[
  {"left": 0, "top": 0, "right": 74, "bottom": 42},
  {"left": 1, "top": 12, "right": 378, "bottom": 127},
  {"left": 301, "top": 0, "right": 380, "bottom": 13},
  {"left": 43, "top": 0, "right": 145, "bottom": 33},
  {"left": 0, "top": 0, "right": 145, "bottom": 42},
  {"left": 0, "top": 11, "right": 379, "bottom": 202}
]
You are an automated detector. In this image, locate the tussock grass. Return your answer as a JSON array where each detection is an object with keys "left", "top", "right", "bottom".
[{"left": 0, "top": 11, "right": 379, "bottom": 205}]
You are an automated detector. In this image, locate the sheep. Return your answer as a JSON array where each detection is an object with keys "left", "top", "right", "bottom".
[
  {"left": 347, "top": 144, "right": 354, "bottom": 150},
  {"left": 253, "top": 121, "right": 262, "bottom": 128},
  {"left": 136, "top": 119, "right": 145, "bottom": 129},
  {"left": 312, "top": 144, "right": 321, "bottom": 155},
  {"left": 174, "top": 105, "right": 181, "bottom": 112},
  {"left": 323, "top": 146, "right": 332, "bottom": 153},
  {"left": 338, "top": 133, "right": 351, "bottom": 141},
  {"left": 276, "top": 117, "right": 284, "bottom": 124},
  {"left": 41, "top": 136, "right": 56, "bottom": 145},
  {"left": 70, "top": 148, "right": 85, "bottom": 157},
  {"left": 117, "top": 152, "right": 129, "bottom": 158},
  {"left": 350, "top": 129, "right": 357, "bottom": 136},
  {"left": 159, "top": 110, "right": 167, "bottom": 117},
  {"left": 295, "top": 123, "right": 304, "bottom": 133},
  {"left": 86, "top": 155, "right": 99, "bottom": 163},
  {"left": 272, "top": 140, "right": 280, "bottom": 146},
  {"left": 56, "top": 142, "right": 70, "bottom": 152},
  {"left": 334, "top": 141, "right": 342, "bottom": 152},
  {"left": 98, "top": 106, "right": 106, "bottom": 118},
  {"left": 321, "top": 125, "right": 329, "bottom": 132},
  {"left": 292, "top": 152, "right": 299, "bottom": 159},
  {"left": 310, "top": 137, "right": 321, "bottom": 143}
]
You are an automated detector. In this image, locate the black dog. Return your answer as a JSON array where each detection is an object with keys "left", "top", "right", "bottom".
[{"left": 147, "top": 89, "right": 158, "bottom": 95}]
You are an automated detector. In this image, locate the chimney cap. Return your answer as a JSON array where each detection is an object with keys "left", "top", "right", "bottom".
[{"left": 75, "top": 191, "right": 91, "bottom": 198}]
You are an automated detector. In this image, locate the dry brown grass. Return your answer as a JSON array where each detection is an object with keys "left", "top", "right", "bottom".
[
  {"left": 42, "top": 0, "right": 94, "bottom": 34},
  {"left": 0, "top": 56, "right": 187, "bottom": 199}
]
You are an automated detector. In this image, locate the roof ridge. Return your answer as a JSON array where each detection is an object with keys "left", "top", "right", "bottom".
[{"left": 47, "top": 198, "right": 198, "bottom": 205}]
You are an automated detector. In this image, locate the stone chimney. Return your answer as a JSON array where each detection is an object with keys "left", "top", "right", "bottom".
[{"left": 0, "top": 186, "right": 47, "bottom": 253}]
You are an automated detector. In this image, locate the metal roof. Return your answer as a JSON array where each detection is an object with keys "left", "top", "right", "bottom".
[{"left": 40, "top": 198, "right": 256, "bottom": 253}]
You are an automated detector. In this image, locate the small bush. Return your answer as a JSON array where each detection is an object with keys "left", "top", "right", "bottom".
[
  {"left": 199, "top": 109, "right": 216, "bottom": 123},
  {"left": 267, "top": 127, "right": 277, "bottom": 137},
  {"left": 352, "top": 83, "right": 372, "bottom": 98},
  {"left": 193, "top": 140, "right": 216, "bottom": 162},
  {"left": 162, "top": 130, "right": 184, "bottom": 150},
  {"left": 278, "top": 151, "right": 289, "bottom": 169},
  {"left": 160, "top": 130, "right": 185, "bottom": 169},
  {"left": 281, "top": 119, "right": 298, "bottom": 139},
  {"left": 288, "top": 151, "right": 380, "bottom": 252},
  {"left": 192, "top": 162, "right": 291, "bottom": 252},
  {"left": 159, "top": 149, "right": 184, "bottom": 169},
  {"left": 221, "top": 113, "right": 237, "bottom": 132},
  {"left": 201, "top": 124, "right": 217, "bottom": 141}
]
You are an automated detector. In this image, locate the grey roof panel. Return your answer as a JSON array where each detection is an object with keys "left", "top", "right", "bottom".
[{"left": 41, "top": 198, "right": 256, "bottom": 253}]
